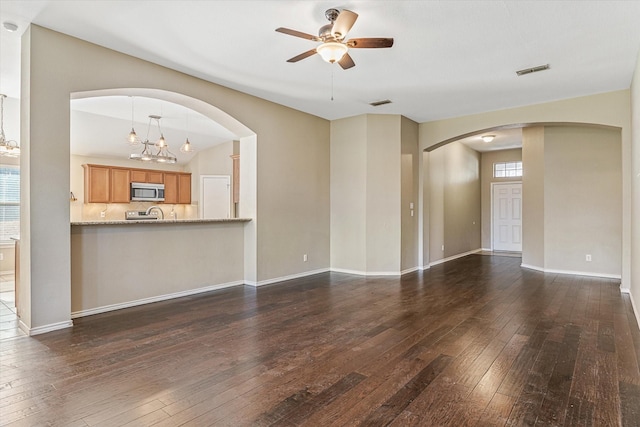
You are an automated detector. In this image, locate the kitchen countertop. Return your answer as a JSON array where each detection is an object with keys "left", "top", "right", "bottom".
[{"left": 71, "top": 218, "right": 252, "bottom": 226}]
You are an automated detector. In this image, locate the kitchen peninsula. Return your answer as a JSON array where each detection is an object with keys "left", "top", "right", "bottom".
[
  {"left": 70, "top": 137, "right": 249, "bottom": 319},
  {"left": 71, "top": 217, "right": 251, "bottom": 318}
]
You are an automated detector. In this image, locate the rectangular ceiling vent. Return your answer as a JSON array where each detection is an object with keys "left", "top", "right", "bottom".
[
  {"left": 516, "top": 64, "right": 550, "bottom": 76},
  {"left": 369, "top": 99, "right": 392, "bottom": 107}
]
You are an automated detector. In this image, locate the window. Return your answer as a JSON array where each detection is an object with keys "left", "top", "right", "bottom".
[
  {"left": 0, "top": 166, "right": 20, "bottom": 242},
  {"left": 493, "top": 161, "right": 522, "bottom": 178}
]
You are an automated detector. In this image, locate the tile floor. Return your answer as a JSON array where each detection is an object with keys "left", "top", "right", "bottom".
[{"left": 0, "top": 274, "right": 26, "bottom": 340}]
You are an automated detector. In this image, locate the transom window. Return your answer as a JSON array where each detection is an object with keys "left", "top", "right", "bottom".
[
  {"left": 493, "top": 161, "right": 522, "bottom": 178},
  {"left": 0, "top": 166, "right": 20, "bottom": 242}
]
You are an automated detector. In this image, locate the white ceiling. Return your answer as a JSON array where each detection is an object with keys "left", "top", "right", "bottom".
[
  {"left": 70, "top": 96, "right": 237, "bottom": 164},
  {"left": 1, "top": 1, "right": 639, "bottom": 130}
]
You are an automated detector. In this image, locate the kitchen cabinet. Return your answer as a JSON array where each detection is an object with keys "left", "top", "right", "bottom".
[
  {"left": 110, "top": 168, "right": 130, "bottom": 203},
  {"left": 83, "top": 165, "right": 131, "bottom": 203},
  {"left": 83, "top": 164, "right": 110, "bottom": 203},
  {"left": 131, "top": 169, "right": 164, "bottom": 184},
  {"left": 163, "top": 172, "right": 191, "bottom": 204},
  {"left": 178, "top": 173, "right": 192, "bottom": 204},
  {"left": 163, "top": 173, "right": 178, "bottom": 204}
]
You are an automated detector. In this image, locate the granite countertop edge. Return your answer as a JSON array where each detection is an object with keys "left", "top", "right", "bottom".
[{"left": 71, "top": 218, "right": 252, "bottom": 226}]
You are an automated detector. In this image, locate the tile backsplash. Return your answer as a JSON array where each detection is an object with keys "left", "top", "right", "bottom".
[{"left": 72, "top": 202, "right": 198, "bottom": 222}]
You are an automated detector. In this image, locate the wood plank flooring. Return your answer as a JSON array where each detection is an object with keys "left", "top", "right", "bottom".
[{"left": 1, "top": 254, "right": 639, "bottom": 426}]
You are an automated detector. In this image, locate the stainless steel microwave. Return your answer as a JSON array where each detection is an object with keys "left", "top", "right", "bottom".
[{"left": 130, "top": 182, "right": 165, "bottom": 202}]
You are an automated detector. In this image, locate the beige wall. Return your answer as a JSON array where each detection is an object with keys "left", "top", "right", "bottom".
[
  {"left": 71, "top": 222, "right": 244, "bottom": 314},
  {"left": 544, "top": 126, "right": 622, "bottom": 276},
  {"left": 366, "top": 115, "right": 402, "bottom": 273},
  {"left": 420, "top": 90, "right": 632, "bottom": 288},
  {"left": 401, "top": 116, "right": 419, "bottom": 272},
  {"left": 21, "top": 25, "right": 329, "bottom": 331},
  {"left": 330, "top": 115, "right": 405, "bottom": 274},
  {"left": 631, "top": 49, "right": 640, "bottom": 321},
  {"left": 480, "top": 148, "right": 522, "bottom": 249},
  {"left": 522, "top": 127, "right": 545, "bottom": 268},
  {"left": 330, "top": 115, "right": 367, "bottom": 272},
  {"left": 428, "top": 141, "right": 481, "bottom": 263}
]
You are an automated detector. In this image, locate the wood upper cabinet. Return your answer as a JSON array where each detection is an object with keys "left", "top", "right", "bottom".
[
  {"left": 110, "top": 168, "right": 130, "bottom": 203},
  {"left": 163, "top": 173, "right": 178, "bottom": 204},
  {"left": 83, "top": 165, "right": 110, "bottom": 203},
  {"left": 83, "top": 164, "right": 190, "bottom": 204},
  {"left": 131, "top": 169, "right": 164, "bottom": 184},
  {"left": 178, "top": 173, "right": 192, "bottom": 204},
  {"left": 163, "top": 172, "right": 191, "bottom": 204}
]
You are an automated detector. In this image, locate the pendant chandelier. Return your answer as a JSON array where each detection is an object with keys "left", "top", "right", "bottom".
[
  {"left": 129, "top": 114, "right": 177, "bottom": 164},
  {"left": 0, "top": 94, "right": 20, "bottom": 157}
]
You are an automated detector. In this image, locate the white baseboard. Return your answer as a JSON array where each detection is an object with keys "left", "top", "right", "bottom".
[
  {"left": 329, "top": 268, "right": 403, "bottom": 276},
  {"left": 401, "top": 267, "right": 420, "bottom": 275},
  {"left": 521, "top": 263, "right": 621, "bottom": 280},
  {"left": 71, "top": 280, "right": 244, "bottom": 318},
  {"left": 521, "top": 263, "right": 545, "bottom": 272},
  {"left": 20, "top": 319, "right": 73, "bottom": 336},
  {"left": 623, "top": 288, "right": 640, "bottom": 328},
  {"left": 247, "top": 268, "right": 330, "bottom": 287},
  {"left": 429, "top": 248, "right": 482, "bottom": 267},
  {"left": 481, "top": 248, "right": 492, "bottom": 252}
]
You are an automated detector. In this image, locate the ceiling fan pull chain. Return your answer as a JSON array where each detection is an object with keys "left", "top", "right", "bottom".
[{"left": 331, "top": 69, "right": 334, "bottom": 101}]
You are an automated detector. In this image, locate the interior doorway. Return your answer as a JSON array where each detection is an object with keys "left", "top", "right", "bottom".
[{"left": 492, "top": 182, "right": 522, "bottom": 252}]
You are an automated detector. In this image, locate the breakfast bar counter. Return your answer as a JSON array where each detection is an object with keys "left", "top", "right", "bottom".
[{"left": 71, "top": 217, "right": 251, "bottom": 318}]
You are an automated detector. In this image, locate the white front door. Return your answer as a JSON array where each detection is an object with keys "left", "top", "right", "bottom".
[
  {"left": 201, "top": 175, "right": 231, "bottom": 219},
  {"left": 492, "top": 182, "right": 522, "bottom": 252}
]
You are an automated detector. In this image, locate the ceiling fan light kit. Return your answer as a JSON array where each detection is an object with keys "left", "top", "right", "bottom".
[{"left": 276, "top": 8, "right": 393, "bottom": 70}]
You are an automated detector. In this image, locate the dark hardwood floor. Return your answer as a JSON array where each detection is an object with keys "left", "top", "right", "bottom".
[{"left": 1, "top": 255, "right": 639, "bottom": 426}]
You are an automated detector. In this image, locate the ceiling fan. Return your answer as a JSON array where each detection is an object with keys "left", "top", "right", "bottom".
[{"left": 276, "top": 8, "right": 394, "bottom": 70}]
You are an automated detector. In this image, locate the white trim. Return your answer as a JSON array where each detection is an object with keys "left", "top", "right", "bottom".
[
  {"left": 521, "top": 263, "right": 545, "bottom": 272},
  {"left": 521, "top": 263, "right": 622, "bottom": 280},
  {"left": 481, "top": 248, "right": 492, "bottom": 252},
  {"left": 401, "top": 267, "right": 420, "bottom": 275},
  {"left": 624, "top": 289, "right": 640, "bottom": 328},
  {"left": 247, "top": 268, "right": 330, "bottom": 287},
  {"left": 491, "top": 181, "right": 523, "bottom": 252},
  {"left": 71, "top": 281, "right": 244, "bottom": 318},
  {"left": 329, "top": 268, "right": 400, "bottom": 277},
  {"left": 429, "top": 249, "right": 482, "bottom": 267},
  {"left": 420, "top": 265, "right": 431, "bottom": 270},
  {"left": 20, "top": 319, "right": 73, "bottom": 336}
]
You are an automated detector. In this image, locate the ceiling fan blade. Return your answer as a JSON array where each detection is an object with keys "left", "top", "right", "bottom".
[
  {"left": 287, "top": 49, "right": 318, "bottom": 63},
  {"left": 276, "top": 27, "right": 319, "bottom": 41},
  {"left": 338, "top": 53, "right": 356, "bottom": 70},
  {"left": 332, "top": 10, "right": 358, "bottom": 39},
  {"left": 346, "top": 38, "right": 394, "bottom": 48}
]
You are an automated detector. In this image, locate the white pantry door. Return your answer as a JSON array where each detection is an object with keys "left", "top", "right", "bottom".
[
  {"left": 201, "top": 175, "right": 231, "bottom": 219},
  {"left": 492, "top": 183, "right": 522, "bottom": 252}
]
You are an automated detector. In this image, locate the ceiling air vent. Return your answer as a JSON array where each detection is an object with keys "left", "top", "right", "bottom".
[
  {"left": 369, "top": 99, "right": 392, "bottom": 107},
  {"left": 516, "top": 64, "right": 550, "bottom": 76}
]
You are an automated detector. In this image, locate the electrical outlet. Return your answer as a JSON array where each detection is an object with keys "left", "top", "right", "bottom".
[
  {"left": 586, "top": 254, "right": 592, "bottom": 262},
  {"left": 303, "top": 254, "right": 308, "bottom": 262},
  {"left": 100, "top": 211, "right": 106, "bottom": 218},
  {"left": 442, "top": 245, "right": 445, "bottom": 251}
]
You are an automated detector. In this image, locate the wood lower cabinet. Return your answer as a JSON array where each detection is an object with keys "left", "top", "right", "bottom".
[{"left": 163, "top": 172, "right": 191, "bottom": 204}]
